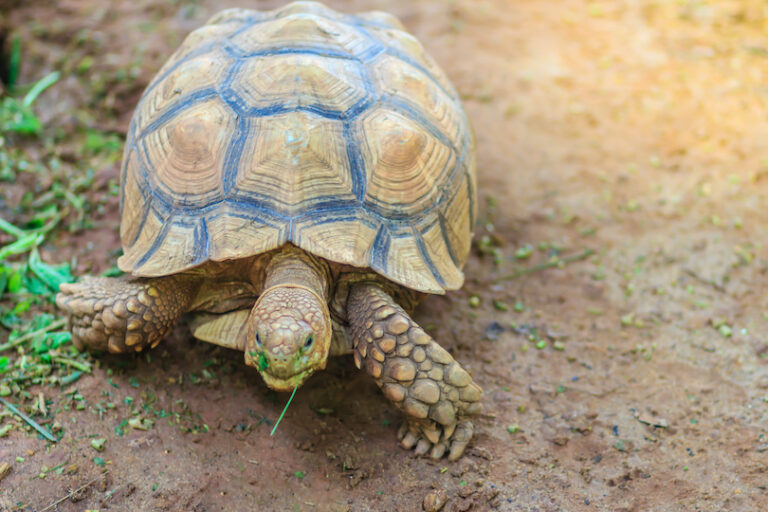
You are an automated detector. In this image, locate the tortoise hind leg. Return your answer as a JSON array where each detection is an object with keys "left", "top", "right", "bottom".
[
  {"left": 56, "top": 276, "right": 197, "bottom": 353},
  {"left": 347, "top": 283, "right": 482, "bottom": 461}
]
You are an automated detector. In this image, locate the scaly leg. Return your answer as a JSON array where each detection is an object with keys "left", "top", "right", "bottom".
[
  {"left": 55, "top": 276, "right": 197, "bottom": 353},
  {"left": 347, "top": 283, "right": 482, "bottom": 460}
]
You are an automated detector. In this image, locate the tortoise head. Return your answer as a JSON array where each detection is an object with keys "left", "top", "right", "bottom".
[{"left": 244, "top": 285, "right": 332, "bottom": 391}]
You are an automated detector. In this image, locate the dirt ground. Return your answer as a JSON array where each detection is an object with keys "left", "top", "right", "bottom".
[{"left": 2, "top": 0, "right": 768, "bottom": 510}]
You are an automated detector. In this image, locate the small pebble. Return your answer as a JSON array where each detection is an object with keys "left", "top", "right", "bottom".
[
  {"left": 0, "top": 462, "right": 11, "bottom": 482},
  {"left": 483, "top": 321, "right": 504, "bottom": 341},
  {"left": 423, "top": 489, "right": 447, "bottom": 511}
]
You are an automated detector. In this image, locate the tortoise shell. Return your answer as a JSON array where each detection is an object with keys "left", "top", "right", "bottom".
[{"left": 118, "top": 1, "right": 476, "bottom": 294}]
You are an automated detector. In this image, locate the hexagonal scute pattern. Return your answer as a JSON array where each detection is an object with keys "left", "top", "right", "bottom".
[
  {"left": 363, "top": 24, "right": 457, "bottom": 96},
  {"left": 134, "top": 48, "right": 231, "bottom": 135},
  {"left": 228, "top": 54, "right": 370, "bottom": 117},
  {"left": 119, "top": 1, "right": 476, "bottom": 295},
  {"left": 147, "top": 23, "right": 241, "bottom": 92},
  {"left": 361, "top": 108, "right": 455, "bottom": 217},
  {"left": 139, "top": 97, "right": 236, "bottom": 204},
  {"left": 372, "top": 54, "right": 465, "bottom": 145},
  {"left": 232, "top": 111, "right": 354, "bottom": 212}
]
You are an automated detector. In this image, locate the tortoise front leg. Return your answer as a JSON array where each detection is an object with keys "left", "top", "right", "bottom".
[
  {"left": 347, "top": 284, "right": 482, "bottom": 460},
  {"left": 56, "top": 276, "right": 197, "bottom": 353}
]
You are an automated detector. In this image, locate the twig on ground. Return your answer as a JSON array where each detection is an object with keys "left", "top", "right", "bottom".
[
  {"left": 38, "top": 472, "right": 108, "bottom": 512},
  {"left": 493, "top": 248, "right": 595, "bottom": 283},
  {"left": 683, "top": 268, "right": 725, "bottom": 293}
]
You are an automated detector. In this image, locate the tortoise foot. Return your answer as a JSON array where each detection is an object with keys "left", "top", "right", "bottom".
[
  {"left": 55, "top": 276, "right": 193, "bottom": 353},
  {"left": 347, "top": 283, "right": 482, "bottom": 460}
]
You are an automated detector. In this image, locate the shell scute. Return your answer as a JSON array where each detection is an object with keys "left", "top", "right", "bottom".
[
  {"left": 363, "top": 26, "right": 455, "bottom": 95},
  {"left": 141, "top": 97, "right": 235, "bottom": 204},
  {"left": 135, "top": 49, "right": 231, "bottom": 135},
  {"left": 360, "top": 108, "right": 456, "bottom": 218},
  {"left": 228, "top": 54, "right": 372, "bottom": 117},
  {"left": 373, "top": 54, "right": 464, "bottom": 145},
  {"left": 232, "top": 111, "right": 353, "bottom": 211}
]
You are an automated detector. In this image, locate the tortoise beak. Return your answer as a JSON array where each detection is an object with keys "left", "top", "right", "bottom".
[
  {"left": 257, "top": 365, "right": 317, "bottom": 392},
  {"left": 245, "top": 342, "right": 329, "bottom": 391}
]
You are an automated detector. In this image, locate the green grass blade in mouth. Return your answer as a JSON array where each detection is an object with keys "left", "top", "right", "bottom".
[{"left": 270, "top": 386, "right": 298, "bottom": 437}]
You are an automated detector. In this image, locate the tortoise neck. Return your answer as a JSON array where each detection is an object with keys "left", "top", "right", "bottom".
[{"left": 262, "top": 246, "right": 330, "bottom": 300}]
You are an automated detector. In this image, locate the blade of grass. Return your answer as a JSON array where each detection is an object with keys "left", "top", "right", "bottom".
[
  {"left": 270, "top": 386, "right": 298, "bottom": 436},
  {"left": 7, "top": 36, "right": 21, "bottom": 91},
  {"left": 22, "top": 71, "right": 60, "bottom": 107},
  {"left": 0, "top": 233, "right": 43, "bottom": 262},
  {"left": 29, "top": 248, "right": 73, "bottom": 291},
  {"left": 0, "top": 218, "right": 26, "bottom": 239},
  {"left": 32, "top": 210, "right": 64, "bottom": 236},
  {"left": 0, "top": 318, "right": 66, "bottom": 352},
  {"left": 59, "top": 371, "right": 83, "bottom": 385},
  {"left": 0, "top": 397, "right": 57, "bottom": 442},
  {"left": 493, "top": 248, "right": 595, "bottom": 283},
  {"left": 52, "top": 357, "right": 91, "bottom": 373},
  {"left": 0, "top": 214, "right": 63, "bottom": 262}
]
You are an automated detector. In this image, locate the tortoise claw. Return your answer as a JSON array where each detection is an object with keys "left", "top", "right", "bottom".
[
  {"left": 397, "top": 422, "right": 409, "bottom": 440},
  {"left": 448, "top": 420, "right": 474, "bottom": 461},
  {"left": 400, "top": 430, "right": 420, "bottom": 449},
  {"left": 414, "top": 438, "right": 431, "bottom": 456},
  {"left": 423, "top": 422, "right": 441, "bottom": 444},
  {"left": 430, "top": 442, "right": 447, "bottom": 460},
  {"left": 398, "top": 419, "right": 475, "bottom": 461}
]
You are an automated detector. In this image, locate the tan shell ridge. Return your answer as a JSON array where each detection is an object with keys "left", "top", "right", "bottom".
[{"left": 118, "top": 2, "right": 476, "bottom": 294}]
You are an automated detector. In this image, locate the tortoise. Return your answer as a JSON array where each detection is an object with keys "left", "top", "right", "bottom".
[{"left": 56, "top": 1, "right": 480, "bottom": 460}]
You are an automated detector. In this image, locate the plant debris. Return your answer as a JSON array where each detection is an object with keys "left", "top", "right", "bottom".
[
  {"left": 0, "top": 461, "right": 11, "bottom": 482},
  {"left": 634, "top": 411, "right": 669, "bottom": 429},
  {"left": 0, "top": 397, "right": 56, "bottom": 442},
  {"left": 493, "top": 249, "right": 595, "bottom": 282}
]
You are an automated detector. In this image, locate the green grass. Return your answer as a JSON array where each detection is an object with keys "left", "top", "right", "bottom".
[
  {"left": 270, "top": 386, "right": 298, "bottom": 436},
  {"left": 0, "top": 216, "right": 86, "bottom": 411},
  {"left": 0, "top": 41, "right": 97, "bottom": 442},
  {"left": 1, "top": 70, "right": 59, "bottom": 136},
  {"left": 6, "top": 36, "right": 21, "bottom": 93}
]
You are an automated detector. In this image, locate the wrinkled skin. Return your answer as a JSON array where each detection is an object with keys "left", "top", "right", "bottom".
[{"left": 243, "top": 285, "right": 332, "bottom": 392}]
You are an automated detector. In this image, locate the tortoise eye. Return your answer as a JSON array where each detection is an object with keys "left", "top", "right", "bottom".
[
  {"left": 254, "top": 332, "right": 262, "bottom": 348},
  {"left": 304, "top": 336, "right": 313, "bottom": 349}
]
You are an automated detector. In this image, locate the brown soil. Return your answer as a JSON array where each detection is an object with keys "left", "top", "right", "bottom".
[{"left": 3, "top": 1, "right": 768, "bottom": 511}]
